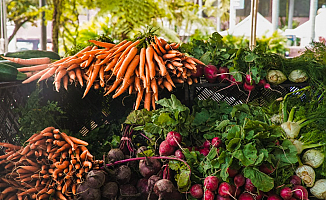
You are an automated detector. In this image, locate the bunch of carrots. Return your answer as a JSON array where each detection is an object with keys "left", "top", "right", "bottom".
[
  {"left": 5, "top": 35, "right": 205, "bottom": 111},
  {"left": 0, "top": 127, "right": 102, "bottom": 200}
]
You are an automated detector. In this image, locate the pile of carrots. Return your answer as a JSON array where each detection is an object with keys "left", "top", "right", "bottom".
[
  {"left": 0, "top": 127, "right": 102, "bottom": 200},
  {"left": 11, "top": 36, "right": 205, "bottom": 111}
]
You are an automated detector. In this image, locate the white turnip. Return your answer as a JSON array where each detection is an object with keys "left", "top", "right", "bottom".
[
  {"left": 190, "top": 184, "right": 204, "bottom": 199},
  {"left": 204, "top": 176, "right": 219, "bottom": 191}
]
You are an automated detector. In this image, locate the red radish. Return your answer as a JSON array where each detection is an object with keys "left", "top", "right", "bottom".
[
  {"left": 259, "top": 163, "right": 274, "bottom": 174},
  {"left": 192, "top": 64, "right": 205, "bottom": 78},
  {"left": 203, "top": 140, "right": 211, "bottom": 148},
  {"left": 245, "top": 178, "right": 256, "bottom": 192},
  {"left": 159, "top": 140, "right": 175, "bottom": 156},
  {"left": 174, "top": 149, "right": 185, "bottom": 160},
  {"left": 257, "top": 79, "right": 267, "bottom": 87},
  {"left": 199, "top": 148, "right": 210, "bottom": 156},
  {"left": 280, "top": 187, "right": 293, "bottom": 200},
  {"left": 289, "top": 175, "right": 301, "bottom": 185},
  {"left": 211, "top": 137, "right": 222, "bottom": 148},
  {"left": 292, "top": 185, "right": 308, "bottom": 200},
  {"left": 267, "top": 194, "right": 282, "bottom": 200},
  {"left": 203, "top": 189, "right": 215, "bottom": 200},
  {"left": 229, "top": 75, "right": 243, "bottom": 85},
  {"left": 204, "top": 176, "right": 219, "bottom": 191},
  {"left": 166, "top": 131, "right": 182, "bottom": 147},
  {"left": 230, "top": 184, "right": 241, "bottom": 197},
  {"left": 255, "top": 191, "right": 265, "bottom": 200},
  {"left": 218, "top": 182, "right": 234, "bottom": 197},
  {"left": 243, "top": 82, "right": 255, "bottom": 92},
  {"left": 227, "top": 168, "right": 238, "bottom": 178},
  {"left": 216, "top": 194, "right": 231, "bottom": 200},
  {"left": 264, "top": 83, "right": 271, "bottom": 89},
  {"left": 204, "top": 65, "right": 219, "bottom": 83},
  {"left": 245, "top": 74, "right": 255, "bottom": 84},
  {"left": 239, "top": 193, "right": 255, "bottom": 200},
  {"left": 190, "top": 184, "right": 204, "bottom": 199},
  {"left": 218, "top": 67, "right": 229, "bottom": 82},
  {"left": 234, "top": 174, "right": 245, "bottom": 188}
]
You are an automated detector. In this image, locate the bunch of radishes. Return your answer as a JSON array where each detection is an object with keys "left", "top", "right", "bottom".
[{"left": 159, "top": 131, "right": 183, "bottom": 157}]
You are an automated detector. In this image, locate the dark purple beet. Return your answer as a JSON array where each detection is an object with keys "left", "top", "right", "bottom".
[
  {"left": 147, "top": 175, "right": 161, "bottom": 192},
  {"left": 77, "top": 182, "right": 101, "bottom": 200},
  {"left": 153, "top": 179, "right": 176, "bottom": 199},
  {"left": 107, "top": 148, "right": 124, "bottom": 163},
  {"left": 139, "top": 158, "right": 161, "bottom": 178},
  {"left": 192, "top": 64, "right": 204, "bottom": 78},
  {"left": 115, "top": 165, "right": 131, "bottom": 184},
  {"left": 102, "top": 182, "right": 119, "bottom": 199},
  {"left": 86, "top": 170, "right": 106, "bottom": 189},
  {"left": 119, "top": 184, "right": 139, "bottom": 200}
]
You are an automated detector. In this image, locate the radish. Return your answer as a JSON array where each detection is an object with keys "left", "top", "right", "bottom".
[
  {"left": 239, "top": 193, "right": 255, "bottom": 200},
  {"left": 227, "top": 168, "right": 238, "bottom": 178},
  {"left": 218, "top": 182, "right": 235, "bottom": 197},
  {"left": 216, "top": 194, "right": 231, "bottom": 200},
  {"left": 267, "top": 194, "right": 282, "bottom": 200},
  {"left": 245, "top": 178, "right": 256, "bottom": 192},
  {"left": 211, "top": 137, "right": 222, "bottom": 148},
  {"left": 229, "top": 75, "right": 243, "bottom": 85},
  {"left": 199, "top": 148, "right": 210, "bottom": 156},
  {"left": 159, "top": 140, "right": 175, "bottom": 156},
  {"left": 259, "top": 163, "right": 274, "bottom": 174},
  {"left": 190, "top": 184, "right": 204, "bottom": 199},
  {"left": 174, "top": 149, "right": 185, "bottom": 160},
  {"left": 255, "top": 191, "right": 265, "bottom": 200},
  {"left": 166, "top": 131, "right": 182, "bottom": 147},
  {"left": 245, "top": 74, "right": 254, "bottom": 84},
  {"left": 292, "top": 185, "right": 308, "bottom": 200},
  {"left": 204, "top": 176, "right": 220, "bottom": 191},
  {"left": 192, "top": 64, "right": 205, "bottom": 78},
  {"left": 243, "top": 82, "right": 256, "bottom": 92},
  {"left": 203, "top": 189, "right": 215, "bottom": 200},
  {"left": 289, "top": 175, "right": 301, "bottom": 185},
  {"left": 280, "top": 187, "right": 293, "bottom": 200},
  {"left": 257, "top": 79, "right": 267, "bottom": 87},
  {"left": 230, "top": 184, "right": 241, "bottom": 197},
  {"left": 218, "top": 67, "right": 229, "bottom": 82},
  {"left": 234, "top": 174, "right": 245, "bottom": 188},
  {"left": 204, "top": 65, "right": 219, "bottom": 83},
  {"left": 203, "top": 140, "right": 211, "bottom": 148}
]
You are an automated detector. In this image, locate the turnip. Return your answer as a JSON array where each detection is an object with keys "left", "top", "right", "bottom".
[
  {"left": 77, "top": 182, "right": 102, "bottom": 200},
  {"left": 120, "top": 184, "right": 139, "bottom": 200},
  {"left": 174, "top": 149, "right": 185, "bottom": 160},
  {"left": 234, "top": 174, "right": 245, "bottom": 188},
  {"left": 259, "top": 163, "right": 274, "bottom": 174},
  {"left": 139, "top": 158, "right": 162, "bottom": 178},
  {"left": 218, "top": 182, "right": 235, "bottom": 197},
  {"left": 192, "top": 64, "right": 204, "bottom": 78},
  {"left": 238, "top": 193, "right": 255, "bottom": 200},
  {"left": 203, "top": 140, "right": 211, "bottom": 148},
  {"left": 190, "top": 184, "right": 204, "bottom": 199},
  {"left": 280, "top": 187, "right": 293, "bottom": 200},
  {"left": 199, "top": 148, "right": 210, "bottom": 156},
  {"left": 310, "top": 179, "right": 326, "bottom": 199},
  {"left": 292, "top": 185, "right": 308, "bottom": 200},
  {"left": 227, "top": 168, "right": 238, "bottom": 178},
  {"left": 244, "top": 178, "right": 256, "bottom": 192},
  {"left": 115, "top": 165, "right": 131, "bottom": 184},
  {"left": 204, "top": 65, "right": 219, "bottom": 83},
  {"left": 266, "top": 70, "right": 287, "bottom": 85},
  {"left": 203, "top": 189, "right": 215, "bottom": 200},
  {"left": 102, "top": 182, "right": 119, "bottom": 199},
  {"left": 107, "top": 148, "right": 125, "bottom": 163},
  {"left": 211, "top": 137, "right": 222, "bottom": 148},
  {"left": 289, "top": 175, "right": 301, "bottom": 186},
  {"left": 153, "top": 179, "right": 176, "bottom": 199},
  {"left": 204, "top": 176, "right": 219, "bottom": 191},
  {"left": 166, "top": 131, "right": 182, "bottom": 147},
  {"left": 159, "top": 140, "right": 175, "bottom": 156},
  {"left": 86, "top": 170, "right": 106, "bottom": 189},
  {"left": 267, "top": 194, "right": 282, "bottom": 200}
]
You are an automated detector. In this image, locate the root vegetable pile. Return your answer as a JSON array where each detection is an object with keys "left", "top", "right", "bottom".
[
  {"left": 0, "top": 127, "right": 101, "bottom": 200},
  {"left": 15, "top": 36, "right": 204, "bottom": 111}
]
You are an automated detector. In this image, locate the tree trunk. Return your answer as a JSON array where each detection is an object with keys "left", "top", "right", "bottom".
[
  {"left": 52, "top": 0, "right": 62, "bottom": 53},
  {"left": 8, "top": 20, "right": 28, "bottom": 43}
]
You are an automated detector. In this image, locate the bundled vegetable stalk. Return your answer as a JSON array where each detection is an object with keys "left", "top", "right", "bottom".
[
  {"left": 0, "top": 127, "right": 101, "bottom": 200},
  {"left": 15, "top": 35, "right": 204, "bottom": 111}
]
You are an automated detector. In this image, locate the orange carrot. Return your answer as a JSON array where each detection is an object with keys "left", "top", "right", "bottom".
[
  {"left": 55, "top": 57, "right": 82, "bottom": 73},
  {"left": 112, "top": 76, "right": 135, "bottom": 99},
  {"left": 82, "top": 61, "right": 101, "bottom": 98},
  {"left": 55, "top": 161, "right": 69, "bottom": 169},
  {"left": 153, "top": 51, "right": 167, "bottom": 76},
  {"left": 190, "top": 57, "right": 205, "bottom": 65},
  {"left": 74, "top": 68, "right": 84, "bottom": 87},
  {"left": 104, "top": 79, "right": 123, "bottom": 96},
  {"left": 37, "top": 66, "right": 58, "bottom": 83},
  {"left": 172, "top": 43, "right": 180, "bottom": 49},
  {"left": 66, "top": 63, "right": 79, "bottom": 71},
  {"left": 54, "top": 69, "right": 67, "bottom": 83},
  {"left": 165, "top": 43, "right": 172, "bottom": 50},
  {"left": 139, "top": 47, "right": 146, "bottom": 86},
  {"left": 55, "top": 191, "right": 67, "bottom": 200},
  {"left": 134, "top": 75, "right": 141, "bottom": 92},
  {"left": 17, "top": 63, "right": 50, "bottom": 72},
  {"left": 163, "top": 80, "right": 173, "bottom": 92},
  {"left": 171, "top": 61, "right": 183, "bottom": 67},
  {"left": 144, "top": 90, "right": 152, "bottom": 111},
  {"left": 145, "top": 63, "right": 151, "bottom": 91},
  {"left": 116, "top": 47, "right": 138, "bottom": 80},
  {"left": 151, "top": 42, "right": 162, "bottom": 56},
  {"left": 118, "top": 40, "right": 140, "bottom": 59},
  {"left": 135, "top": 87, "right": 144, "bottom": 110},
  {"left": 89, "top": 40, "right": 115, "bottom": 48},
  {"left": 59, "top": 132, "right": 76, "bottom": 151},
  {"left": 111, "top": 41, "right": 133, "bottom": 57},
  {"left": 154, "top": 35, "right": 166, "bottom": 54},
  {"left": 146, "top": 46, "right": 155, "bottom": 80},
  {"left": 2, "top": 187, "right": 17, "bottom": 194},
  {"left": 104, "top": 52, "right": 122, "bottom": 71},
  {"left": 152, "top": 93, "right": 156, "bottom": 110},
  {"left": 67, "top": 69, "right": 76, "bottom": 83},
  {"left": 22, "top": 68, "right": 49, "bottom": 84},
  {"left": 0, "top": 142, "right": 22, "bottom": 150},
  {"left": 163, "top": 53, "right": 177, "bottom": 60},
  {"left": 2, "top": 56, "right": 51, "bottom": 65},
  {"left": 151, "top": 79, "right": 159, "bottom": 101}
]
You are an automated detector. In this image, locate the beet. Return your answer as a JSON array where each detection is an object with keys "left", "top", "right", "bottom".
[
  {"left": 227, "top": 168, "right": 238, "bottom": 178},
  {"left": 153, "top": 179, "right": 176, "bottom": 199},
  {"left": 77, "top": 182, "right": 101, "bottom": 200},
  {"left": 147, "top": 175, "right": 161, "bottom": 192},
  {"left": 86, "top": 170, "right": 106, "bottom": 189},
  {"left": 190, "top": 184, "right": 204, "bottom": 199},
  {"left": 136, "top": 178, "right": 158, "bottom": 200},
  {"left": 120, "top": 184, "right": 139, "bottom": 200},
  {"left": 292, "top": 185, "right": 308, "bottom": 200},
  {"left": 204, "top": 176, "right": 219, "bottom": 191},
  {"left": 192, "top": 64, "right": 204, "bottom": 78},
  {"left": 139, "top": 158, "right": 161, "bottom": 178},
  {"left": 216, "top": 194, "right": 231, "bottom": 200},
  {"left": 107, "top": 148, "right": 125, "bottom": 163},
  {"left": 174, "top": 149, "right": 185, "bottom": 159},
  {"left": 267, "top": 194, "right": 282, "bottom": 200},
  {"left": 115, "top": 165, "right": 131, "bottom": 184},
  {"left": 245, "top": 178, "right": 256, "bottom": 192},
  {"left": 102, "top": 182, "right": 119, "bottom": 199},
  {"left": 166, "top": 131, "right": 182, "bottom": 147},
  {"left": 159, "top": 140, "right": 175, "bottom": 156},
  {"left": 203, "top": 189, "right": 215, "bottom": 200}
]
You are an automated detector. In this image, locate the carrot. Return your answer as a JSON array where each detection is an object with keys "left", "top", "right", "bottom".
[
  {"left": 151, "top": 78, "right": 159, "bottom": 101},
  {"left": 152, "top": 93, "right": 156, "bottom": 110},
  {"left": 55, "top": 191, "right": 67, "bottom": 200},
  {"left": 89, "top": 40, "right": 115, "bottom": 48},
  {"left": 134, "top": 75, "right": 141, "bottom": 92},
  {"left": 104, "top": 79, "right": 123, "bottom": 96},
  {"left": 118, "top": 40, "right": 140, "bottom": 59},
  {"left": 164, "top": 71, "right": 175, "bottom": 87},
  {"left": 55, "top": 161, "right": 69, "bottom": 169},
  {"left": 163, "top": 80, "right": 173, "bottom": 92},
  {"left": 189, "top": 57, "right": 205, "bottom": 65},
  {"left": 171, "top": 61, "right": 183, "bottom": 68},
  {"left": 2, "top": 56, "right": 51, "bottom": 65},
  {"left": 55, "top": 57, "right": 83, "bottom": 73},
  {"left": 111, "top": 40, "right": 133, "bottom": 57},
  {"left": 66, "top": 63, "right": 79, "bottom": 71},
  {"left": 74, "top": 68, "right": 84, "bottom": 87},
  {"left": 59, "top": 132, "right": 76, "bottom": 151},
  {"left": 128, "top": 84, "right": 133, "bottom": 94},
  {"left": 37, "top": 66, "right": 58, "bottom": 83},
  {"left": 0, "top": 142, "right": 22, "bottom": 150},
  {"left": 135, "top": 87, "right": 144, "bottom": 110},
  {"left": 112, "top": 76, "right": 135, "bottom": 99},
  {"left": 17, "top": 63, "right": 50, "bottom": 72},
  {"left": 121, "top": 54, "right": 140, "bottom": 80},
  {"left": 19, "top": 165, "right": 39, "bottom": 172},
  {"left": 153, "top": 51, "right": 167, "bottom": 76},
  {"left": 139, "top": 47, "right": 146, "bottom": 83},
  {"left": 62, "top": 179, "right": 72, "bottom": 194},
  {"left": 146, "top": 46, "right": 155, "bottom": 80},
  {"left": 69, "top": 136, "right": 88, "bottom": 146},
  {"left": 2, "top": 187, "right": 17, "bottom": 194},
  {"left": 154, "top": 35, "right": 166, "bottom": 54},
  {"left": 172, "top": 43, "right": 180, "bottom": 49},
  {"left": 144, "top": 90, "right": 152, "bottom": 111},
  {"left": 165, "top": 43, "right": 172, "bottom": 50},
  {"left": 163, "top": 53, "right": 177, "bottom": 60},
  {"left": 82, "top": 61, "right": 101, "bottom": 98},
  {"left": 104, "top": 52, "right": 122, "bottom": 71},
  {"left": 79, "top": 150, "right": 88, "bottom": 161},
  {"left": 56, "top": 143, "right": 70, "bottom": 154},
  {"left": 83, "top": 160, "right": 92, "bottom": 168},
  {"left": 0, "top": 151, "right": 14, "bottom": 159},
  {"left": 116, "top": 47, "right": 138, "bottom": 80},
  {"left": 21, "top": 68, "right": 49, "bottom": 84},
  {"left": 151, "top": 42, "right": 162, "bottom": 56},
  {"left": 145, "top": 63, "right": 151, "bottom": 91},
  {"left": 72, "top": 183, "right": 77, "bottom": 195},
  {"left": 99, "top": 65, "right": 105, "bottom": 87}
]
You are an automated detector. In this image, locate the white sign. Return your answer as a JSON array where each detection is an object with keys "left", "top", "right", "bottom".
[{"left": 233, "top": 0, "right": 245, "bottom": 9}]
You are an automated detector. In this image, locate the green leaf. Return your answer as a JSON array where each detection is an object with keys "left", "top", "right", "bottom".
[
  {"left": 200, "top": 52, "right": 212, "bottom": 65},
  {"left": 192, "top": 109, "right": 210, "bottom": 126},
  {"left": 233, "top": 143, "right": 258, "bottom": 166},
  {"left": 274, "top": 139, "right": 298, "bottom": 167},
  {"left": 207, "top": 147, "right": 218, "bottom": 160},
  {"left": 226, "top": 138, "right": 241, "bottom": 152},
  {"left": 243, "top": 167, "right": 274, "bottom": 192},
  {"left": 177, "top": 170, "right": 191, "bottom": 192},
  {"left": 125, "top": 109, "right": 152, "bottom": 125},
  {"left": 245, "top": 53, "right": 259, "bottom": 62}
]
